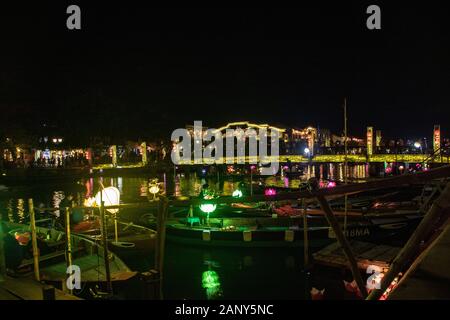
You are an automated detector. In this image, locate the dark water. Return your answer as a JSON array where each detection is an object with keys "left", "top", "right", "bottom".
[{"left": 0, "top": 164, "right": 370, "bottom": 299}]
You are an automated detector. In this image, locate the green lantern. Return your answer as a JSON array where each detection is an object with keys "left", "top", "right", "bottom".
[
  {"left": 199, "top": 203, "right": 217, "bottom": 214},
  {"left": 232, "top": 189, "right": 243, "bottom": 198}
]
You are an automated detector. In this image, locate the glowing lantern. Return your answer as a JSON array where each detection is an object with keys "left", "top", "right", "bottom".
[
  {"left": 14, "top": 231, "right": 31, "bottom": 246},
  {"left": 265, "top": 188, "right": 277, "bottom": 196},
  {"left": 327, "top": 181, "right": 336, "bottom": 188},
  {"left": 200, "top": 204, "right": 217, "bottom": 214},
  {"left": 148, "top": 179, "right": 161, "bottom": 200},
  {"left": 149, "top": 185, "right": 160, "bottom": 195},
  {"left": 232, "top": 189, "right": 243, "bottom": 198},
  {"left": 95, "top": 186, "right": 120, "bottom": 214}
]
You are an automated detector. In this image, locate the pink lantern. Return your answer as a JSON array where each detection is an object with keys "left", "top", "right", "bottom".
[{"left": 265, "top": 188, "right": 277, "bottom": 196}]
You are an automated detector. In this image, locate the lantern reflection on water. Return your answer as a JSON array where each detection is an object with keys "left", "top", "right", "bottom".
[{"left": 202, "top": 270, "right": 222, "bottom": 299}]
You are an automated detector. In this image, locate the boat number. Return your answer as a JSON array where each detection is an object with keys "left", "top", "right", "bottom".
[
  {"left": 66, "top": 265, "right": 81, "bottom": 290},
  {"left": 328, "top": 227, "right": 370, "bottom": 238}
]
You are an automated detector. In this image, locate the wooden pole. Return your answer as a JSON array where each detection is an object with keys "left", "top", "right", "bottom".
[
  {"left": 367, "top": 182, "right": 450, "bottom": 300},
  {"left": 344, "top": 98, "right": 348, "bottom": 182},
  {"left": 250, "top": 166, "right": 253, "bottom": 196},
  {"left": 343, "top": 98, "right": 348, "bottom": 232},
  {"left": 100, "top": 199, "right": 113, "bottom": 295},
  {"left": 64, "top": 207, "right": 73, "bottom": 295},
  {"left": 302, "top": 198, "right": 309, "bottom": 268},
  {"left": 155, "top": 196, "right": 168, "bottom": 299},
  {"left": 173, "top": 165, "right": 176, "bottom": 191},
  {"left": 29, "top": 199, "right": 40, "bottom": 281},
  {"left": 114, "top": 213, "right": 119, "bottom": 243},
  {"left": 310, "top": 179, "right": 368, "bottom": 298}
]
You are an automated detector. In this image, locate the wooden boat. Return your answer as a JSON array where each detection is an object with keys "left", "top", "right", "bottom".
[
  {"left": 1, "top": 221, "right": 137, "bottom": 285},
  {"left": 36, "top": 215, "right": 157, "bottom": 258},
  {"left": 163, "top": 211, "right": 423, "bottom": 248},
  {"left": 74, "top": 219, "right": 157, "bottom": 258}
]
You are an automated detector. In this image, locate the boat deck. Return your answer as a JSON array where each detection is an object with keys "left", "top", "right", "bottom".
[
  {"left": 40, "top": 254, "right": 136, "bottom": 282},
  {"left": 313, "top": 240, "right": 401, "bottom": 271}
]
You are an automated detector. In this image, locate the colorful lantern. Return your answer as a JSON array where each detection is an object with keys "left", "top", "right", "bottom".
[
  {"left": 232, "top": 189, "right": 243, "bottom": 198},
  {"left": 264, "top": 188, "right": 277, "bottom": 196},
  {"left": 199, "top": 204, "right": 217, "bottom": 214},
  {"left": 95, "top": 186, "right": 120, "bottom": 214}
]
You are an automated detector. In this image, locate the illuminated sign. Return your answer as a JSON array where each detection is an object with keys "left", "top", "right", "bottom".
[
  {"left": 433, "top": 125, "right": 441, "bottom": 154},
  {"left": 367, "top": 127, "right": 373, "bottom": 156},
  {"left": 376, "top": 130, "right": 382, "bottom": 147}
]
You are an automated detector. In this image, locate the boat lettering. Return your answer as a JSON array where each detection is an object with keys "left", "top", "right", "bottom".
[
  {"left": 346, "top": 228, "right": 370, "bottom": 237},
  {"left": 328, "top": 227, "right": 370, "bottom": 239}
]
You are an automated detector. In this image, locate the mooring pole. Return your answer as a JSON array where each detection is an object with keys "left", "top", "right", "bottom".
[
  {"left": 28, "top": 199, "right": 41, "bottom": 282},
  {"left": 367, "top": 183, "right": 450, "bottom": 300},
  {"left": 173, "top": 165, "right": 177, "bottom": 192},
  {"left": 302, "top": 198, "right": 309, "bottom": 268},
  {"left": 250, "top": 166, "right": 253, "bottom": 196},
  {"left": 310, "top": 179, "right": 368, "bottom": 298},
  {"left": 64, "top": 207, "right": 73, "bottom": 294},
  {"left": 100, "top": 199, "right": 113, "bottom": 295},
  {"left": 343, "top": 98, "right": 348, "bottom": 232},
  {"left": 114, "top": 213, "right": 119, "bottom": 243},
  {"left": 155, "top": 196, "right": 168, "bottom": 299}
]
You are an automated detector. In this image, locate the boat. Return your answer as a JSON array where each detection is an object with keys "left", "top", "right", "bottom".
[
  {"left": 163, "top": 211, "right": 422, "bottom": 248},
  {"left": 74, "top": 219, "right": 157, "bottom": 258},
  {"left": 35, "top": 213, "right": 157, "bottom": 258},
  {"left": 1, "top": 221, "right": 137, "bottom": 287}
]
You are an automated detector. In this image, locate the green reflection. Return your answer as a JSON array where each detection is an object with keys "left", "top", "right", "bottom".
[{"left": 202, "top": 270, "right": 222, "bottom": 299}]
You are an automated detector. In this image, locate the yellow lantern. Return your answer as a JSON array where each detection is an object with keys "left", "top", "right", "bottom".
[{"left": 95, "top": 186, "right": 120, "bottom": 214}]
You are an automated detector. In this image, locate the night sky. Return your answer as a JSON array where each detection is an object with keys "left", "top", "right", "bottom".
[{"left": 0, "top": 3, "right": 449, "bottom": 144}]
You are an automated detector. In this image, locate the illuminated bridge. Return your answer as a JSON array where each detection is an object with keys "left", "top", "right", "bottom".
[{"left": 175, "top": 154, "right": 450, "bottom": 165}]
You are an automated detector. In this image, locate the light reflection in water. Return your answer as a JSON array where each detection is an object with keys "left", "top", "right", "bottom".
[
  {"left": 7, "top": 200, "right": 14, "bottom": 223},
  {"left": 2, "top": 164, "right": 370, "bottom": 222},
  {"left": 52, "top": 191, "right": 64, "bottom": 217},
  {"left": 17, "top": 199, "right": 25, "bottom": 223}
]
